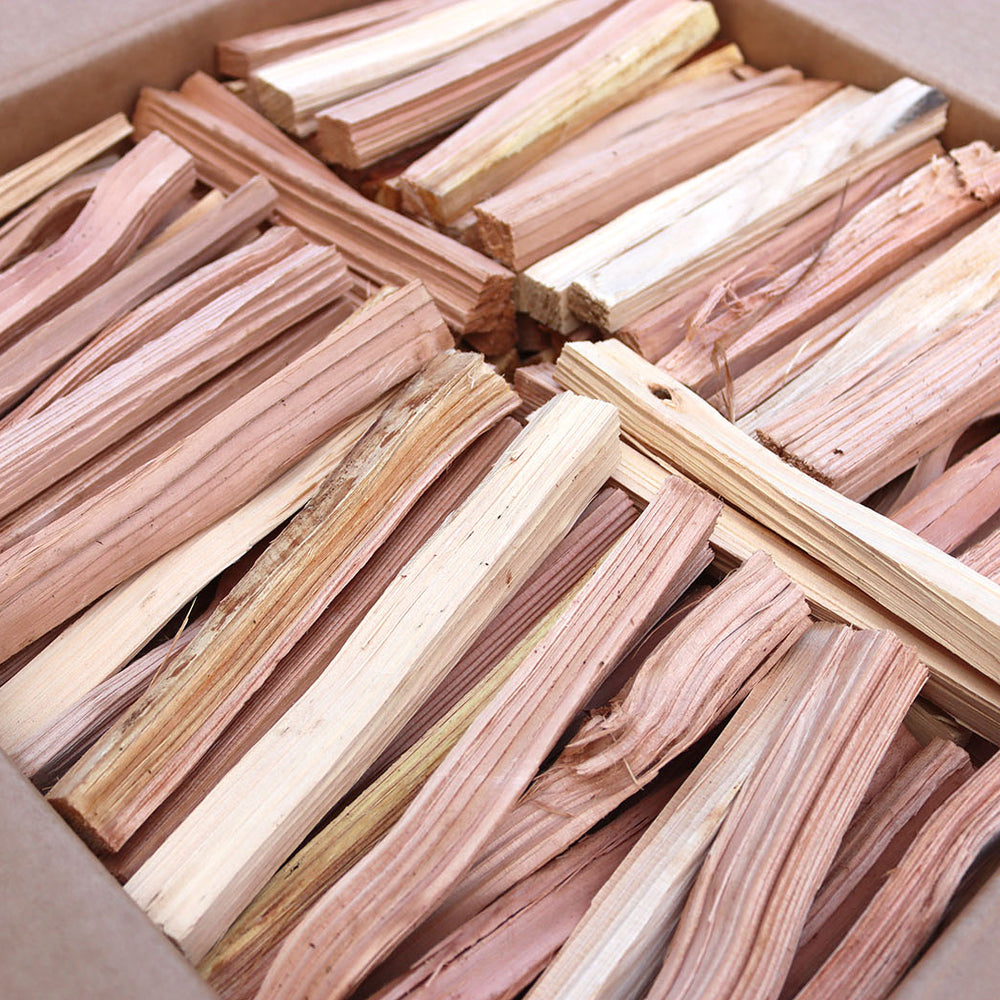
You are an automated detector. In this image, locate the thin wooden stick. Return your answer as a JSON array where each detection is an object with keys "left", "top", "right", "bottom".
[{"left": 962, "top": 528, "right": 1000, "bottom": 582}]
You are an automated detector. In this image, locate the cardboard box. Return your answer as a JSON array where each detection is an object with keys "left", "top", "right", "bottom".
[{"left": 2, "top": 2, "right": 999, "bottom": 997}]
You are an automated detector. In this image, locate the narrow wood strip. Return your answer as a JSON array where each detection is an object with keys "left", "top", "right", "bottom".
[
  {"left": 962, "top": 529, "right": 1000, "bottom": 582},
  {"left": 793, "top": 749, "right": 1000, "bottom": 1000},
  {"left": 513, "top": 362, "right": 560, "bottom": 416},
  {"left": 257, "top": 477, "right": 719, "bottom": 1000},
  {"left": 0, "top": 174, "right": 277, "bottom": 413},
  {"left": 399, "top": 0, "right": 720, "bottom": 225},
  {"left": 316, "top": 0, "right": 623, "bottom": 170},
  {"left": 133, "top": 75, "right": 514, "bottom": 337},
  {"left": 661, "top": 143, "right": 1000, "bottom": 395},
  {"left": 125, "top": 393, "right": 622, "bottom": 962},
  {"left": 0, "top": 131, "right": 195, "bottom": 351},
  {"left": 616, "top": 141, "right": 939, "bottom": 359},
  {"left": 566, "top": 79, "right": 947, "bottom": 332},
  {"left": 0, "top": 112, "right": 132, "bottom": 220},
  {"left": 476, "top": 77, "right": 836, "bottom": 270},
  {"left": 137, "top": 187, "right": 226, "bottom": 255},
  {"left": 50, "top": 351, "right": 515, "bottom": 852},
  {"left": 0, "top": 282, "right": 450, "bottom": 662}
]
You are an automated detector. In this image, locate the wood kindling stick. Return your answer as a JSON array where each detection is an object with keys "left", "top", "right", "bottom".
[
  {"left": 0, "top": 174, "right": 278, "bottom": 414},
  {"left": 256, "top": 477, "right": 719, "bottom": 1000},
  {"left": 0, "top": 403, "right": 382, "bottom": 761},
  {"left": 564, "top": 79, "right": 947, "bottom": 332},
  {"left": 399, "top": 0, "right": 720, "bottom": 225},
  {"left": 0, "top": 235, "right": 350, "bottom": 521},
  {"left": 49, "top": 350, "right": 516, "bottom": 852},
  {"left": 0, "top": 282, "right": 451, "bottom": 663},
  {"left": 660, "top": 142, "right": 1000, "bottom": 396},
  {"left": 0, "top": 131, "right": 195, "bottom": 351},
  {"left": 315, "top": 0, "right": 624, "bottom": 170},
  {"left": 138, "top": 187, "right": 227, "bottom": 256},
  {"left": 0, "top": 112, "right": 132, "bottom": 220},
  {"left": 123, "top": 392, "right": 622, "bottom": 962},
  {"left": 962, "top": 528, "right": 1000, "bottom": 582},
  {"left": 250, "top": 0, "right": 572, "bottom": 135},
  {"left": 132, "top": 74, "right": 515, "bottom": 338}
]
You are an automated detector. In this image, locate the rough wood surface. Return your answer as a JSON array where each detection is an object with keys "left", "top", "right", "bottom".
[
  {"left": 399, "top": 0, "right": 720, "bottom": 225},
  {"left": 962, "top": 528, "right": 1000, "bottom": 582}
]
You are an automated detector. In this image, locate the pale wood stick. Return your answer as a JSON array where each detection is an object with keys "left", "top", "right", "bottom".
[
  {"left": 661, "top": 143, "right": 1000, "bottom": 395},
  {"left": 961, "top": 528, "right": 1000, "bottom": 582},
  {"left": 557, "top": 339, "right": 1000, "bottom": 700},
  {"left": 399, "top": 0, "right": 719, "bottom": 226},
  {"left": 133, "top": 75, "right": 514, "bottom": 337},
  {"left": 793, "top": 749, "right": 1000, "bottom": 1000},
  {"left": 251, "top": 0, "right": 571, "bottom": 136},
  {"left": 756, "top": 300, "right": 1000, "bottom": 499},
  {"left": 0, "top": 174, "right": 277, "bottom": 413},
  {"left": 217, "top": 0, "right": 457, "bottom": 77},
  {"left": 616, "top": 141, "right": 940, "bottom": 358},
  {"left": 782, "top": 738, "right": 972, "bottom": 998},
  {"left": 643, "top": 631, "right": 924, "bottom": 1000},
  {"left": 0, "top": 239, "right": 350, "bottom": 520},
  {"left": 0, "top": 282, "right": 450, "bottom": 662},
  {"left": 124, "top": 393, "right": 622, "bottom": 961},
  {"left": 0, "top": 113, "right": 132, "bottom": 220},
  {"left": 565, "top": 80, "right": 947, "bottom": 332},
  {"left": 257, "top": 477, "right": 719, "bottom": 1000},
  {"left": 0, "top": 132, "right": 195, "bottom": 351},
  {"left": 476, "top": 77, "right": 836, "bottom": 270},
  {"left": 903, "top": 698, "right": 970, "bottom": 747},
  {"left": 137, "top": 187, "right": 226, "bottom": 255},
  {"left": 50, "top": 351, "right": 516, "bottom": 852},
  {"left": 0, "top": 404, "right": 381, "bottom": 761}
]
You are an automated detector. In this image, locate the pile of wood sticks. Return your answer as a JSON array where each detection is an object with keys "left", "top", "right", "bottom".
[{"left": 2, "top": 0, "right": 1000, "bottom": 998}]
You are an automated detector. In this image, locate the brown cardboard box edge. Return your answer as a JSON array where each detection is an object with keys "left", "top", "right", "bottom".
[{"left": 2, "top": 1, "right": 1000, "bottom": 997}]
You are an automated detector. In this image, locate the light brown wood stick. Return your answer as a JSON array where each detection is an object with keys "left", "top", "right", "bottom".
[
  {"left": 794, "top": 749, "right": 1000, "bottom": 1000},
  {"left": 0, "top": 238, "right": 349, "bottom": 521},
  {"left": 0, "top": 112, "right": 132, "bottom": 220},
  {"left": 962, "top": 528, "right": 1000, "bottom": 582},
  {"left": 476, "top": 77, "right": 836, "bottom": 270},
  {"left": 50, "top": 351, "right": 515, "bottom": 852},
  {"left": 0, "top": 131, "right": 195, "bottom": 351},
  {"left": 124, "top": 392, "right": 621, "bottom": 962},
  {"left": 133, "top": 74, "right": 514, "bottom": 337},
  {"left": 616, "top": 140, "right": 940, "bottom": 358},
  {"left": 661, "top": 143, "right": 1000, "bottom": 396},
  {"left": 0, "top": 282, "right": 450, "bottom": 663},
  {"left": 251, "top": 0, "right": 570, "bottom": 136},
  {"left": 399, "top": 0, "right": 720, "bottom": 225},
  {"left": 138, "top": 188, "right": 228, "bottom": 256},
  {"left": 782, "top": 738, "right": 972, "bottom": 998},
  {"left": 257, "top": 477, "right": 719, "bottom": 1000},
  {"left": 0, "top": 174, "right": 277, "bottom": 413}
]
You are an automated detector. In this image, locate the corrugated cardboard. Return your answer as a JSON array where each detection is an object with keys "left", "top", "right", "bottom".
[{"left": 1, "top": 1, "right": 999, "bottom": 997}]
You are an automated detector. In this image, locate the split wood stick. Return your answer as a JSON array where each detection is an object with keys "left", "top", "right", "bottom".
[
  {"left": 756, "top": 299, "right": 1000, "bottom": 499},
  {"left": 403, "top": 552, "right": 808, "bottom": 960},
  {"left": 782, "top": 738, "right": 972, "bottom": 997},
  {"left": 251, "top": 0, "right": 570, "bottom": 136},
  {"left": 557, "top": 339, "right": 1000, "bottom": 693},
  {"left": 315, "top": 0, "right": 623, "bottom": 169},
  {"left": 476, "top": 77, "right": 836, "bottom": 270},
  {"left": 793, "top": 749, "right": 1000, "bottom": 1000},
  {"left": 0, "top": 167, "right": 106, "bottom": 269},
  {"left": 565, "top": 79, "right": 947, "bottom": 332},
  {"left": 0, "top": 239, "right": 350, "bottom": 521},
  {"left": 0, "top": 174, "right": 277, "bottom": 413},
  {"left": 0, "top": 404, "right": 381, "bottom": 759},
  {"left": 124, "top": 393, "right": 622, "bottom": 961},
  {"left": 372, "top": 785, "right": 677, "bottom": 1000},
  {"left": 50, "top": 351, "right": 516, "bottom": 852},
  {"left": 133, "top": 75, "right": 514, "bottom": 337},
  {"left": 616, "top": 141, "right": 940, "bottom": 358},
  {"left": 0, "top": 282, "right": 450, "bottom": 662},
  {"left": 525, "top": 624, "right": 851, "bottom": 1000},
  {"left": 513, "top": 362, "right": 560, "bottom": 416},
  {"left": 660, "top": 143, "right": 1000, "bottom": 395},
  {"left": 962, "top": 528, "right": 1000, "bottom": 582},
  {"left": 256, "top": 477, "right": 718, "bottom": 999},
  {"left": 0, "top": 112, "right": 132, "bottom": 220},
  {"left": 0, "top": 131, "right": 195, "bottom": 350},
  {"left": 217, "top": 0, "right": 456, "bottom": 77},
  {"left": 644, "top": 630, "right": 924, "bottom": 1000},
  {"left": 137, "top": 187, "right": 226, "bottom": 256},
  {"left": 399, "top": 0, "right": 720, "bottom": 225}
]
